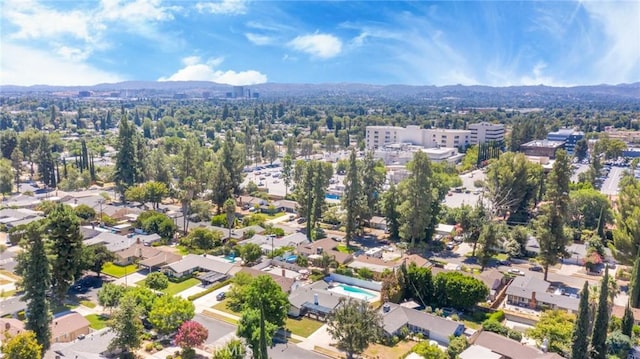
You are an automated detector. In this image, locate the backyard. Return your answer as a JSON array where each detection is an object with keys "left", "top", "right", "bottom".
[{"left": 364, "top": 340, "right": 417, "bottom": 359}]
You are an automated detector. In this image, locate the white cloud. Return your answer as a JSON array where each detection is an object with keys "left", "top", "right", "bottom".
[
  {"left": 196, "top": 0, "right": 247, "bottom": 15},
  {"left": 159, "top": 57, "right": 267, "bottom": 85},
  {"left": 518, "top": 62, "right": 568, "bottom": 87},
  {"left": 245, "top": 33, "right": 273, "bottom": 45},
  {"left": 582, "top": 1, "right": 640, "bottom": 84},
  {"left": 1, "top": 43, "right": 123, "bottom": 86},
  {"left": 288, "top": 34, "right": 343, "bottom": 59}
]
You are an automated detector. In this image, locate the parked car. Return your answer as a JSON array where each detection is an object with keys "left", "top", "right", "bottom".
[
  {"left": 529, "top": 265, "right": 543, "bottom": 272},
  {"left": 508, "top": 268, "right": 525, "bottom": 276},
  {"left": 498, "top": 260, "right": 512, "bottom": 266},
  {"left": 216, "top": 292, "right": 226, "bottom": 301}
]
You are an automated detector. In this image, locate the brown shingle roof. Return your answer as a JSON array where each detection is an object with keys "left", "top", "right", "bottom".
[
  {"left": 238, "top": 267, "right": 295, "bottom": 293},
  {"left": 51, "top": 312, "right": 90, "bottom": 341}
]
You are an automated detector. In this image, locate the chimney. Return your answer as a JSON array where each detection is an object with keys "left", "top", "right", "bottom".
[
  {"left": 314, "top": 293, "right": 319, "bottom": 305},
  {"left": 282, "top": 268, "right": 285, "bottom": 277},
  {"left": 530, "top": 292, "right": 537, "bottom": 309},
  {"left": 383, "top": 304, "right": 391, "bottom": 313},
  {"left": 5, "top": 322, "right": 10, "bottom": 330}
]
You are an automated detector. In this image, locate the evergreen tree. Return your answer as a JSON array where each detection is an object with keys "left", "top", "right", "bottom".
[
  {"left": 629, "top": 250, "right": 640, "bottom": 308},
  {"left": 590, "top": 267, "right": 609, "bottom": 359},
  {"left": 342, "top": 149, "right": 363, "bottom": 247},
  {"left": 360, "top": 152, "right": 386, "bottom": 226},
  {"left": 282, "top": 154, "right": 293, "bottom": 196},
  {"left": 18, "top": 222, "right": 52, "bottom": 353},
  {"left": 399, "top": 151, "right": 435, "bottom": 247},
  {"left": 10, "top": 147, "right": 23, "bottom": 191},
  {"left": 571, "top": 281, "right": 590, "bottom": 359},
  {"left": 621, "top": 302, "right": 634, "bottom": 337},
  {"left": 537, "top": 150, "right": 571, "bottom": 281},
  {"left": 382, "top": 182, "right": 400, "bottom": 240},
  {"left": 48, "top": 203, "right": 84, "bottom": 302},
  {"left": 114, "top": 115, "right": 137, "bottom": 200},
  {"left": 221, "top": 131, "right": 244, "bottom": 196}
]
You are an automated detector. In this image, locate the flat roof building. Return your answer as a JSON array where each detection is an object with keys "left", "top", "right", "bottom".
[
  {"left": 520, "top": 140, "right": 565, "bottom": 159},
  {"left": 547, "top": 128, "right": 584, "bottom": 154},
  {"left": 365, "top": 125, "right": 471, "bottom": 150},
  {"left": 468, "top": 122, "right": 505, "bottom": 145}
]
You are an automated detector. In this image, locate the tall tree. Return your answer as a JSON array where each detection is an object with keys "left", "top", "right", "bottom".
[
  {"left": 361, "top": 151, "right": 386, "bottom": 226},
  {"left": 114, "top": 115, "right": 138, "bottom": 200},
  {"left": 326, "top": 297, "right": 384, "bottom": 359},
  {"left": 10, "top": 147, "right": 23, "bottom": 191},
  {"left": 109, "top": 295, "right": 143, "bottom": 358},
  {"left": 536, "top": 150, "right": 571, "bottom": 281},
  {"left": 630, "top": 250, "right": 640, "bottom": 308},
  {"left": 571, "top": 281, "right": 590, "bottom": 359},
  {"left": 211, "top": 162, "right": 233, "bottom": 213},
  {"left": 381, "top": 182, "right": 400, "bottom": 240},
  {"left": 590, "top": 267, "right": 609, "bottom": 359},
  {"left": 399, "top": 151, "right": 435, "bottom": 247},
  {"left": 281, "top": 154, "right": 293, "bottom": 196},
  {"left": 0, "top": 158, "right": 12, "bottom": 198},
  {"left": 612, "top": 175, "right": 640, "bottom": 264},
  {"left": 175, "top": 320, "right": 209, "bottom": 358},
  {"left": 81, "top": 244, "right": 115, "bottom": 278},
  {"left": 342, "top": 149, "right": 363, "bottom": 247},
  {"left": 17, "top": 222, "right": 51, "bottom": 353},
  {"left": 477, "top": 222, "right": 501, "bottom": 271},
  {"left": 224, "top": 198, "right": 236, "bottom": 240},
  {"left": 622, "top": 302, "right": 634, "bottom": 337},
  {"left": 47, "top": 203, "right": 84, "bottom": 302},
  {"left": 220, "top": 131, "right": 245, "bottom": 196}
]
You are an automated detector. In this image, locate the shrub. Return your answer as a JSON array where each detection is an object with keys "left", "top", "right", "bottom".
[
  {"left": 145, "top": 343, "right": 154, "bottom": 352},
  {"left": 488, "top": 310, "right": 505, "bottom": 322}
]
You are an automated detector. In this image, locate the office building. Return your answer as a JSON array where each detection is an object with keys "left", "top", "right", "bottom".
[
  {"left": 547, "top": 128, "right": 584, "bottom": 154},
  {"left": 468, "top": 122, "right": 505, "bottom": 145},
  {"left": 365, "top": 125, "right": 471, "bottom": 150},
  {"left": 520, "top": 140, "right": 565, "bottom": 159}
]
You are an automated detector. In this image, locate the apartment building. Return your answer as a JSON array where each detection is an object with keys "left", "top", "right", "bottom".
[
  {"left": 365, "top": 125, "right": 471, "bottom": 150},
  {"left": 468, "top": 122, "right": 505, "bottom": 145}
]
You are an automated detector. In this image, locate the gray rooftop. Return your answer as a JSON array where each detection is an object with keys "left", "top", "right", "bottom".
[
  {"left": 46, "top": 327, "right": 115, "bottom": 359},
  {"left": 164, "top": 254, "right": 235, "bottom": 275},
  {"left": 379, "top": 302, "right": 464, "bottom": 338}
]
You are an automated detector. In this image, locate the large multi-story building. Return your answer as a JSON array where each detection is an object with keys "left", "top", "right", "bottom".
[
  {"left": 468, "top": 122, "right": 505, "bottom": 145},
  {"left": 365, "top": 125, "right": 471, "bottom": 150},
  {"left": 547, "top": 128, "right": 584, "bottom": 154}
]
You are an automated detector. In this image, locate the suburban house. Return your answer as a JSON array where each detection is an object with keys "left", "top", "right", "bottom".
[
  {"left": 162, "top": 254, "right": 236, "bottom": 280},
  {"left": 0, "top": 318, "right": 25, "bottom": 339},
  {"left": 238, "top": 267, "right": 296, "bottom": 293},
  {"left": 51, "top": 312, "right": 91, "bottom": 343},
  {"left": 612, "top": 305, "right": 640, "bottom": 324},
  {"left": 243, "top": 232, "right": 310, "bottom": 254},
  {"left": 369, "top": 216, "right": 387, "bottom": 231},
  {"left": 46, "top": 327, "right": 116, "bottom": 359},
  {"left": 0, "top": 297, "right": 27, "bottom": 318},
  {"left": 506, "top": 276, "right": 580, "bottom": 313},
  {"left": 237, "top": 195, "right": 267, "bottom": 209},
  {"left": 273, "top": 199, "right": 298, "bottom": 213},
  {"left": 288, "top": 281, "right": 347, "bottom": 320},
  {"left": 113, "top": 242, "right": 181, "bottom": 269},
  {"left": 296, "top": 237, "right": 353, "bottom": 265},
  {"left": 0, "top": 208, "right": 43, "bottom": 229},
  {"left": 349, "top": 254, "right": 397, "bottom": 273},
  {"left": 475, "top": 269, "right": 508, "bottom": 302},
  {"left": 379, "top": 302, "right": 465, "bottom": 345},
  {"left": 462, "top": 331, "right": 563, "bottom": 359}
]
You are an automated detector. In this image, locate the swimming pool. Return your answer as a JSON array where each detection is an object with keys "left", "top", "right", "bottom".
[
  {"left": 329, "top": 283, "right": 376, "bottom": 300},
  {"left": 221, "top": 255, "right": 237, "bottom": 263}
]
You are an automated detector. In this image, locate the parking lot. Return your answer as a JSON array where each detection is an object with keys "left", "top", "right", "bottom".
[{"left": 443, "top": 169, "right": 488, "bottom": 208}]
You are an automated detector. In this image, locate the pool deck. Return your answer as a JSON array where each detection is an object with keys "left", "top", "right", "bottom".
[{"left": 327, "top": 284, "right": 381, "bottom": 302}]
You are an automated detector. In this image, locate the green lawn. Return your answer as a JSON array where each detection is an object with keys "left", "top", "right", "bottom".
[
  {"left": 163, "top": 278, "right": 201, "bottom": 296},
  {"left": 285, "top": 317, "right": 324, "bottom": 338},
  {"left": 101, "top": 263, "right": 138, "bottom": 278},
  {"left": 264, "top": 212, "right": 286, "bottom": 220},
  {"left": 212, "top": 299, "right": 239, "bottom": 315},
  {"left": 85, "top": 314, "right": 109, "bottom": 330},
  {"left": 336, "top": 244, "right": 357, "bottom": 254},
  {"left": 80, "top": 300, "right": 96, "bottom": 308},
  {"left": 176, "top": 245, "right": 190, "bottom": 256}
]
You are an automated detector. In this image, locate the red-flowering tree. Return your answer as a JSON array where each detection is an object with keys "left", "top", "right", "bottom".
[{"left": 175, "top": 320, "right": 208, "bottom": 357}]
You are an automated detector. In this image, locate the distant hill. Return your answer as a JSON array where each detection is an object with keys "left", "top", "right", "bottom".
[{"left": 2, "top": 81, "right": 639, "bottom": 107}]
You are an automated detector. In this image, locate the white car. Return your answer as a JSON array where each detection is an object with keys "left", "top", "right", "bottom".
[{"left": 508, "top": 269, "right": 525, "bottom": 276}]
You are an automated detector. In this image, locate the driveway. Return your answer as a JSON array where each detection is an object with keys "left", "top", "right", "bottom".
[
  {"left": 193, "top": 313, "right": 236, "bottom": 345},
  {"left": 113, "top": 272, "right": 146, "bottom": 287}
]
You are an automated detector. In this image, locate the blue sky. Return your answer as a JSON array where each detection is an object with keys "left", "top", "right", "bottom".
[{"left": 2, "top": 0, "right": 639, "bottom": 87}]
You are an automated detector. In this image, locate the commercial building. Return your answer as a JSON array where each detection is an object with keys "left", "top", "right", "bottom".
[
  {"left": 468, "top": 122, "right": 505, "bottom": 145},
  {"left": 546, "top": 128, "right": 584, "bottom": 154},
  {"left": 373, "top": 144, "right": 465, "bottom": 165},
  {"left": 520, "top": 140, "right": 565, "bottom": 159},
  {"left": 365, "top": 125, "right": 471, "bottom": 150}
]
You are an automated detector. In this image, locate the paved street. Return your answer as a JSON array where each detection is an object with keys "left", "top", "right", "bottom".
[
  {"left": 193, "top": 313, "right": 236, "bottom": 345},
  {"left": 601, "top": 165, "right": 624, "bottom": 195}
]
